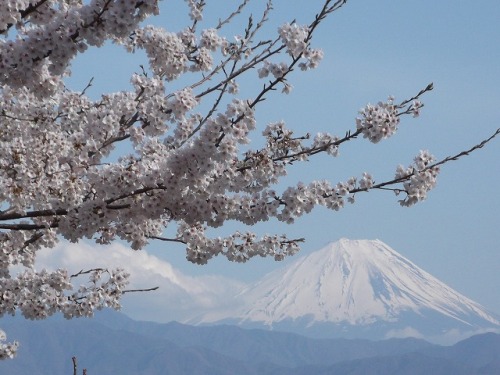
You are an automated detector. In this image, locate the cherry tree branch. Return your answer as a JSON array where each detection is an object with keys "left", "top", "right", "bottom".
[
  {"left": 147, "top": 235, "right": 186, "bottom": 244},
  {"left": 216, "top": 0, "right": 252, "bottom": 30},
  {"left": 123, "top": 286, "right": 159, "bottom": 294},
  {"left": 426, "top": 128, "right": 500, "bottom": 169},
  {"left": 351, "top": 127, "right": 500, "bottom": 194}
]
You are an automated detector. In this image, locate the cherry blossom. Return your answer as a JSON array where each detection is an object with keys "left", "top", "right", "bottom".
[
  {"left": 0, "top": 329, "right": 17, "bottom": 360},
  {"left": 394, "top": 150, "right": 440, "bottom": 207},
  {"left": 356, "top": 97, "right": 400, "bottom": 143},
  {"left": 0, "top": 0, "right": 498, "bottom": 360}
]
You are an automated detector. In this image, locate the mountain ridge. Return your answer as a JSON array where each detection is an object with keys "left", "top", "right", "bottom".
[{"left": 1, "top": 311, "right": 499, "bottom": 375}]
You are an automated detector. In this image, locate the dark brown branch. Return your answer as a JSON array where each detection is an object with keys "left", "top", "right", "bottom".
[
  {"left": 216, "top": 0, "right": 252, "bottom": 29},
  {"left": 123, "top": 286, "right": 159, "bottom": 293},
  {"left": 274, "top": 129, "right": 361, "bottom": 161},
  {"left": 398, "top": 82, "right": 434, "bottom": 108},
  {"left": 0, "top": 208, "right": 67, "bottom": 222},
  {"left": 281, "top": 238, "right": 305, "bottom": 244},
  {"left": 0, "top": 223, "right": 57, "bottom": 230},
  {"left": 80, "top": 77, "right": 94, "bottom": 96},
  {"left": 21, "top": 231, "right": 45, "bottom": 251},
  {"left": 147, "top": 235, "right": 186, "bottom": 244},
  {"left": 70, "top": 268, "right": 106, "bottom": 278},
  {"left": 308, "top": 0, "right": 348, "bottom": 41}
]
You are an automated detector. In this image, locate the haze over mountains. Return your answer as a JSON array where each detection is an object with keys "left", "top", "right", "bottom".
[
  {"left": 3, "top": 238, "right": 500, "bottom": 374},
  {"left": 2, "top": 312, "right": 500, "bottom": 375},
  {"left": 189, "top": 239, "right": 500, "bottom": 344}
]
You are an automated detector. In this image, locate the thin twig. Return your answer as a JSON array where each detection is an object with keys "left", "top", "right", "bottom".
[
  {"left": 398, "top": 82, "right": 434, "bottom": 108},
  {"left": 351, "top": 127, "right": 500, "bottom": 194},
  {"left": 123, "top": 286, "right": 159, "bottom": 293},
  {"left": 70, "top": 268, "right": 106, "bottom": 278},
  {"left": 216, "top": 0, "right": 252, "bottom": 29},
  {"left": 147, "top": 235, "right": 186, "bottom": 244},
  {"left": 80, "top": 77, "right": 94, "bottom": 96},
  {"left": 428, "top": 127, "right": 500, "bottom": 169}
]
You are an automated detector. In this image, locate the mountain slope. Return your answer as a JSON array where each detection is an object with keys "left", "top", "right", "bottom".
[{"left": 192, "top": 239, "right": 499, "bottom": 343}]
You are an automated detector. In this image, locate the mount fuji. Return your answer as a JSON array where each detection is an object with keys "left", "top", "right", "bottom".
[{"left": 189, "top": 239, "right": 500, "bottom": 344}]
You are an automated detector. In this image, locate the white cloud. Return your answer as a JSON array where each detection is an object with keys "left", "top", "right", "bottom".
[
  {"left": 35, "top": 241, "right": 246, "bottom": 323},
  {"left": 428, "top": 327, "right": 500, "bottom": 346},
  {"left": 384, "top": 326, "right": 424, "bottom": 340},
  {"left": 385, "top": 325, "right": 500, "bottom": 345}
]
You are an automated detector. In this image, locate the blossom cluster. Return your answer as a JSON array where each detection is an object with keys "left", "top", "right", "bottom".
[
  {"left": 0, "top": 330, "right": 17, "bottom": 360},
  {"left": 0, "top": 1, "right": 30, "bottom": 31},
  {"left": 185, "top": 0, "right": 204, "bottom": 22},
  {"left": 0, "top": 266, "right": 128, "bottom": 359},
  {"left": 129, "top": 26, "right": 190, "bottom": 80},
  {"left": 278, "top": 23, "right": 309, "bottom": 58},
  {"left": 311, "top": 132, "right": 340, "bottom": 156},
  {"left": 258, "top": 21, "right": 323, "bottom": 93},
  {"left": 178, "top": 222, "right": 302, "bottom": 264},
  {"left": 258, "top": 61, "right": 289, "bottom": 79},
  {"left": 409, "top": 100, "right": 424, "bottom": 117},
  {"left": 356, "top": 97, "right": 400, "bottom": 143},
  {"left": 278, "top": 23, "right": 324, "bottom": 69},
  {"left": 0, "top": 0, "right": 159, "bottom": 96},
  {"left": 127, "top": 24, "right": 229, "bottom": 75},
  {"left": 395, "top": 150, "right": 440, "bottom": 206},
  {"left": 0, "top": 268, "right": 129, "bottom": 320}
]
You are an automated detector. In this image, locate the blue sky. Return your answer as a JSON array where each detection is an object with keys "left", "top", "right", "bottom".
[{"left": 62, "top": 1, "right": 500, "bottom": 316}]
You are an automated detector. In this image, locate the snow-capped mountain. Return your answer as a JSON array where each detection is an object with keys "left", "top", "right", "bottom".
[{"left": 190, "top": 239, "right": 500, "bottom": 343}]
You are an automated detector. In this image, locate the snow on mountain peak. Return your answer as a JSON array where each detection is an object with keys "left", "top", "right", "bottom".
[{"left": 194, "top": 239, "right": 500, "bottom": 334}]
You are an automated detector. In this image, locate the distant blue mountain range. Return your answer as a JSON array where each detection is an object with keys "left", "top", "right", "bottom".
[{"left": 1, "top": 310, "right": 499, "bottom": 375}]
